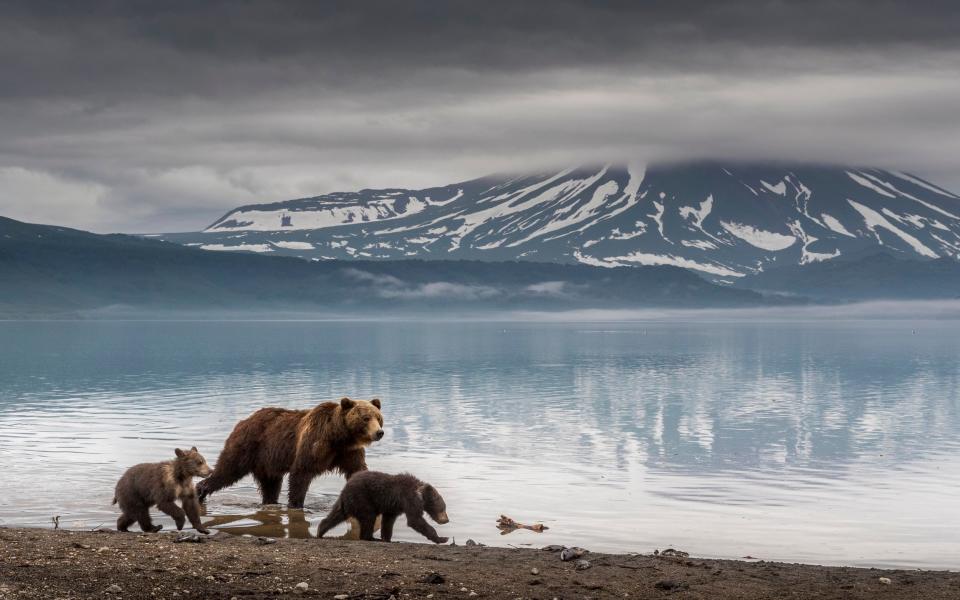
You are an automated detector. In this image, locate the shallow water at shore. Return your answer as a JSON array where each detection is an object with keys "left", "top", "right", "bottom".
[{"left": 1, "top": 319, "right": 959, "bottom": 568}]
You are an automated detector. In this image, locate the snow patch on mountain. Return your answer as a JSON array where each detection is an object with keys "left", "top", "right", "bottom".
[
  {"left": 761, "top": 180, "right": 787, "bottom": 196},
  {"left": 847, "top": 171, "right": 896, "bottom": 198},
  {"left": 509, "top": 176, "right": 618, "bottom": 245},
  {"left": 821, "top": 213, "right": 856, "bottom": 237},
  {"left": 596, "top": 251, "right": 745, "bottom": 277},
  {"left": 891, "top": 171, "right": 960, "bottom": 200},
  {"left": 847, "top": 199, "right": 938, "bottom": 258},
  {"left": 721, "top": 222, "right": 796, "bottom": 251},
  {"left": 272, "top": 240, "right": 314, "bottom": 250},
  {"left": 860, "top": 172, "right": 960, "bottom": 220},
  {"left": 201, "top": 243, "right": 273, "bottom": 252}
]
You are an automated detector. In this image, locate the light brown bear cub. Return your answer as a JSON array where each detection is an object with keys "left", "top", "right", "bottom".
[
  {"left": 113, "top": 447, "right": 212, "bottom": 533},
  {"left": 316, "top": 471, "right": 449, "bottom": 543}
]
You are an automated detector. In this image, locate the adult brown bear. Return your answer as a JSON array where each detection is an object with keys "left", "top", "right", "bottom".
[{"left": 196, "top": 397, "right": 384, "bottom": 508}]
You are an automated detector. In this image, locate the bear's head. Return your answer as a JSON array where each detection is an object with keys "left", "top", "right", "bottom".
[
  {"left": 174, "top": 446, "right": 213, "bottom": 478},
  {"left": 340, "top": 397, "right": 384, "bottom": 446},
  {"left": 418, "top": 483, "right": 449, "bottom": 524}
]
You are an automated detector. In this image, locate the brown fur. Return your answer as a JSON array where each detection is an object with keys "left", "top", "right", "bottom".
[
  {"left": 316, "top": 471, "right": 449, "bottom": 544},
  {"left": 196, "top": 397, "right": 384, "bottom": 508},
  {"left": 113, "top": 447, "right": 212, "bottom": 533}
]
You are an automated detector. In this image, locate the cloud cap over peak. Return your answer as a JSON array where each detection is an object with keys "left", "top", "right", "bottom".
[{"left": 1, "top": 0, "right": 959, "bottom": 232}]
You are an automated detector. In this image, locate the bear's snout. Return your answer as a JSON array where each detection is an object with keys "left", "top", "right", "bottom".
[
  {"left": 436, "top": 512, "right": 449, "bottom": 524},
  {"left": 374, "top": 429, "right": 384, "bottom": 441}
]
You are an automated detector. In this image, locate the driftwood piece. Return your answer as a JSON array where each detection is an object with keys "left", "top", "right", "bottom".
[{"left": 496, "top": 514, "right": 548, "bottom": 535}]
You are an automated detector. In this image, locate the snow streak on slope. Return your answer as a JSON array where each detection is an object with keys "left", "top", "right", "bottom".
[
  {"left": 162, "top": 162, "right": 960, "bottom": 282},
  {"left": 847, "top": 199, "right": 938, "bottom": 258}
]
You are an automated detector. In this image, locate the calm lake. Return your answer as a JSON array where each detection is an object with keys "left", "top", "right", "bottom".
[{"left": 1, "top": 319, "right": 958, "bottom": 569}]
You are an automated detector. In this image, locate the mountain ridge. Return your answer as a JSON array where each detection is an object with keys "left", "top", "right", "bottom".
[
  {"left": 0, "top": 215, "right": 768, "bottom": 317},
  {"left": 161, "top": 161, "right": 960, "bottom": 282}
]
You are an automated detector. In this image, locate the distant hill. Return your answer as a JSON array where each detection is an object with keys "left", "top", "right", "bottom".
[
  {"left": 161, "top": 161, "right": 960, "bottom": 282},
  {"left": 736, "top": 252, "right": 960, "bottom": 301},
  {"left": 0, "top": 216, "right": 766, "bottom": 317}
]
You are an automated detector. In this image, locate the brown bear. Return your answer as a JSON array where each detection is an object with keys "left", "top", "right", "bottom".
[
  {"left": 113, "top": 447, "right": 212, "bottom": 533},
  {"left": 315, "top": 471, "right": 449, "bottom": 544},
  {"left": 196, "top": 397, "right": 384, "bottom": 508}
]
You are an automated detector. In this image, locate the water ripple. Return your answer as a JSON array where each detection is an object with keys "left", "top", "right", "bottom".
[{"left": 0, "top": 320, "right": 958, "bottom": 568}]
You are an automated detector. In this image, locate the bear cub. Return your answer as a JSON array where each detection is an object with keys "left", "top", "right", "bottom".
[
  {"left": 113, "top": 447, "right": 212, "bottom": 534},
  {"left": 316, "top": 471, "right": 449, "bottom": 543}
]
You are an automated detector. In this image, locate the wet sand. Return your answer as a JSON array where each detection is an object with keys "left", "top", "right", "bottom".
[{"left": 1, "top": 527, "right": 958, "bottom": 599}]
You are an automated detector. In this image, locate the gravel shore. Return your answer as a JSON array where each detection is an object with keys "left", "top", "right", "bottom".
[{"left": 1, "top": 528, "right": 957, "bottom": 599}]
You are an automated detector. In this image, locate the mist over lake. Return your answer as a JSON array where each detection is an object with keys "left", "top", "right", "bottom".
[{"left": 2, "top": 318, "right": 958, "bottom": 569}]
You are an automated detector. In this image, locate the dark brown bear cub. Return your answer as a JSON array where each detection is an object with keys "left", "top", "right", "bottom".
[
  {"left": 113, "top": 447, "right": 212, "bottom": 534},
  {"left": 316, "top": 471, "right": 449, "bottom": 543}
]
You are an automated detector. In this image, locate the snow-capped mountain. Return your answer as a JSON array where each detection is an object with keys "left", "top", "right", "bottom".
[{"left": 162, "top": 162, "right": 960, "bottom": 282}]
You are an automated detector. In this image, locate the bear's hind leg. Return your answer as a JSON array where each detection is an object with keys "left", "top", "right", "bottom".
[
  {"left": 315, "top": 499, "right": 347, "bottom": 538},
  {"left": 157, "top": 500, "right": 186, "bottom": 530},
  {"left": 117, "top": 511, "right": 135, "bottom": 532},
  {"left": 380, "top": 513, "right": 398, "bottom": 542},
  {"left": 358, "top": 515, "right": 377, "bottom": 541},
  {"left": 136, "top": 508, "right": 162, "bottom": 533},
  {"left": 254, "top": 474, "right": 283, "bottom": 505}
]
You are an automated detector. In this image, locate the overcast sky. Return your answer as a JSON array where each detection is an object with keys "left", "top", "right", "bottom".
[{"left": 2, "top": 0, "right": 959, "bottom": 233}]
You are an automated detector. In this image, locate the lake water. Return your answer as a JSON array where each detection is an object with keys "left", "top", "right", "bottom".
[{"left": 1, "top": 319, "right": 958, "bottom": 569}]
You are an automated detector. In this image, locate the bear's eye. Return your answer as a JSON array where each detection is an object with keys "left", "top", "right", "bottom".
[{"left": 363, "top": 416, "right": 371, "bottom": 423}]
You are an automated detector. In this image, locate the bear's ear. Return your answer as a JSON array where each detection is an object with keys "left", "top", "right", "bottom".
[
  {"left": 371, "top": 398, "right": 381, "bottom": 409},
  {"left": 340, "top": 397, "right": 355, "bottom": 410},
  {"left": 190, "top": 446, "right": 198, "bottom": 453},
  {"left": 175, "top": 448, "right": 185, "bottom": 458}
]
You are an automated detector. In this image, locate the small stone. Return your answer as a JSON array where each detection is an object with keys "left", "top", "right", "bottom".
[
  {"left": 530, "top": 567, "right": 539, "bottom": 575},
  {"left": 879, "top": 577, "right": 892, "bottom": 585},
  {"left": 334, "top": 595, "right": 349, "bottom": 600},
  {"left": 559, "top": 547, "right": 588, "bottom": 561},
  {"left": 255, "top": 536, "right": 277, "bottom": 545},
  {"left": 421, "top": 572, "right": 445, "bottom": 584},
  {"left": 654, "top": 579, "right": 688, "bottom": 591},
  {"left": 469, "top": 593, "right": 478, "bottom": 598},
  {"left": 541, "top": 544, "right": 565, "bottom": 552},
  {"left": 105, "top": 584, "right": 122, "bottom": 594},
  {"left": 574, "top": 559, "right": 591, "bottom": 571},
  {"left": 294, "top": 582, "right": 309, "bottom": 593},
  {"left": 460, "top": 587, "right": 469, "bottom": 592},
  {"left": 72, "top": 543, "right": 91, "bottom": 550}
]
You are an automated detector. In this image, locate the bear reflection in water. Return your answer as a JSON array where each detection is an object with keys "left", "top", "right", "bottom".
[{"left": 201, "top": 507, "right": 380, "bottom": 540}]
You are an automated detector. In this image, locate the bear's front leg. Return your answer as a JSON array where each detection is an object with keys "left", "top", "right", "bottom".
[
  {"left": 338, "top": 449, "right": 368, "bottom": 480},
  {"left": 406, "top": 513, "right": 447, "bottom": 544},
  {"left": 181, "top": 492, "right": 210, "bottom": 534},
  {"left": 156, "top": 500, "right": 186, "bottom": 530},
  {"left": 287, "top": 470, "right": 314, "bottom": 509}
]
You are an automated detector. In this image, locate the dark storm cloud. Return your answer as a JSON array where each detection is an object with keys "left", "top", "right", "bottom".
[{"left": 1, "top": 1, "right": 959, "bottom": 232}]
